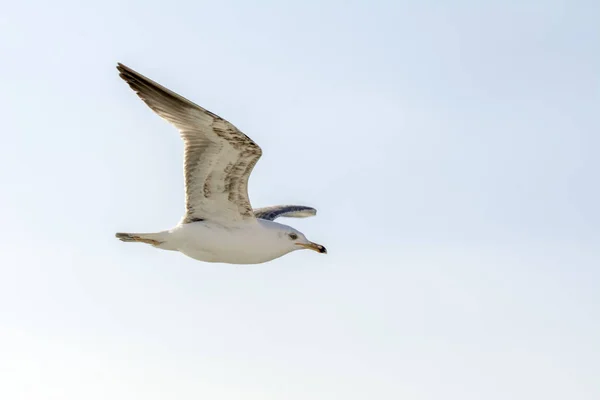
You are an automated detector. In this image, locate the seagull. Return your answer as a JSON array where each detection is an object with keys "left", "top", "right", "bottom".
[{"left": 115, "top": 63, "right": 327, "bottom": 264}]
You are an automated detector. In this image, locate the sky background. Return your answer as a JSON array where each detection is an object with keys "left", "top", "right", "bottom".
[{"left": 1, "top": 1, "right": 599, "bottom": 399}]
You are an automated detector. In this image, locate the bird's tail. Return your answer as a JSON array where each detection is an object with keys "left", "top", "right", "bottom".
[{"left": 115, "top": 232, "right": 165, "bottom": 247}]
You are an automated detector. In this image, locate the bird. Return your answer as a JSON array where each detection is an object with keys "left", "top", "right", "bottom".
[{"left": 115, "top": 63, "right": 327, "bottom": 264}]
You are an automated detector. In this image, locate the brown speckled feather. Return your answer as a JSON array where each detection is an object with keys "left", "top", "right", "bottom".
[{"left": 117, "top": 63, "right": 262, "bottom": 224}]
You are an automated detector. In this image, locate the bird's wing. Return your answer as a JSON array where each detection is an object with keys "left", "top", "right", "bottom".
[
  {"left": 253, "top": 205, "right": 317, "bottom": 221},
  {"left": 117, "top": 63, "right": 262, "bottom": 225}
]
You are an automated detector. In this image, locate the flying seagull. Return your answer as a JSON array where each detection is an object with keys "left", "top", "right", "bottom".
[{"left": 115, "top": 63, "right": 326, "bottom": 264}]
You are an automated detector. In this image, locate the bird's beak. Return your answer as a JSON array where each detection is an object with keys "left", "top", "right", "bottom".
[{"left": 297, "top": 242, "right": 327, "bottom": 254}]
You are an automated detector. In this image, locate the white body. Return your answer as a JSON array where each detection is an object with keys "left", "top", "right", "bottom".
[{"left": 155, "top": 219, "right": 301, "bottom": 264}]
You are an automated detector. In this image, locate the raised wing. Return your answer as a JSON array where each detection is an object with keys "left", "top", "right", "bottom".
[
  {"left": 117, "top": 63, "right": 262, "bottom": 224},
  {"left": 253, "top": 205, "right": 317, "bottom": 221}
]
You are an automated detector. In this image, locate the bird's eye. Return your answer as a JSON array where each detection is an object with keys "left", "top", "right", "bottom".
[{"left": 288, "top": 233, "right": 298, "bottom": 240}]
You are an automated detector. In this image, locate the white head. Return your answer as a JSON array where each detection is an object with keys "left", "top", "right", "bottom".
[{"left": 258, "top": 220, "right": 327, "bottom": 256}]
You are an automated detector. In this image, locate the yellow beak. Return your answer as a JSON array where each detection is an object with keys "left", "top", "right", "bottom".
[{"left": 297, "top": 242, "right": 327, "bottom": 254}]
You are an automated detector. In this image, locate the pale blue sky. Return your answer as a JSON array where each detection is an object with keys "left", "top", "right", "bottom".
[{"left": 1, "top": 1, "right": 599, "bottom": 399}]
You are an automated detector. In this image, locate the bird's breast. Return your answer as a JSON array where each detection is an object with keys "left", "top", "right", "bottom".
[{"left": 170, "top": 221, "right": 289, "bottom": 264}]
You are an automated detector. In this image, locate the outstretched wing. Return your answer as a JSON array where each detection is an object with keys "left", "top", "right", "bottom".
[
  {"left": 253, "top": 205, "right": 317, "bottom": 221},
  {"left": 117, "top": 63, "right": 262, "bottom": 225}
]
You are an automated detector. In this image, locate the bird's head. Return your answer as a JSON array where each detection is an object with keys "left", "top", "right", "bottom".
[
  {"left": 282, "top": 227, "right": 327, "bottom": 254},
  {"left": 258, "top": 220, "right": 327, "bottom": 255}
]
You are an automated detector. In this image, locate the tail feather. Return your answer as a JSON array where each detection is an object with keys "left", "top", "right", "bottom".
[
  {"left": 115, "top": 232, "right": 163, "bottom": 246},
  {"left": 116, "top": 230, "right": 179, "bottom": 251},
  {"left": 116, "top": 232, "right": 137, "bottom": 242}
]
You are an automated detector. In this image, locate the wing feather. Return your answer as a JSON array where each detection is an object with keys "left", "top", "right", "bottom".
[
  {"left": 253, "top": 205, "right": 317, "bottom": 221},
  {"left": 117, "top": 63, "right": 262, "bottom": 224}
]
